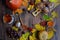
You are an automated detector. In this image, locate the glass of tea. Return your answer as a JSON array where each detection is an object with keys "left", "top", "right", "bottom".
[{"left": 3, "top": 14, "right": 14, "bottom": 24}]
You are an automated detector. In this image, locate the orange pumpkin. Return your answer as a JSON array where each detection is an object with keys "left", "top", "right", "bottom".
[{"left": 6, "top": 0, "right": 23, "bottom": 10}]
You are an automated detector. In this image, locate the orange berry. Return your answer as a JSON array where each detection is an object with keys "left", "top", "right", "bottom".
[{"left": 47, "top": 21, "right": 54, "bottom": 27}]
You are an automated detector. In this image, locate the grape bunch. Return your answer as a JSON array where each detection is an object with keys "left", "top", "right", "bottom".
[{"left": 6, "top": 27, "right": 20, "bottom": 39}]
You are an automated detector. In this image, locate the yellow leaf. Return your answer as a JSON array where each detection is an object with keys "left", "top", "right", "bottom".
[
  {"left": 34, "top": 24, "right": 45, "bottom": 31},
  {"left": 48, "top": 31, "right": 54, "bottom": 39},
  {"left": 51, "top": 11, "right": 58, "bottom": 18}
]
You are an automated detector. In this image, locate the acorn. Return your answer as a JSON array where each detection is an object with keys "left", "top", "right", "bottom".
[{"left": 40, "top": 3, "right": 45, "bottom": 9}]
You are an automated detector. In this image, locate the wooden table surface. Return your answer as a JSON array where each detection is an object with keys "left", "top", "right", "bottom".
[{"left": 0, "top": 0, "right": 60, "bottom": 40}]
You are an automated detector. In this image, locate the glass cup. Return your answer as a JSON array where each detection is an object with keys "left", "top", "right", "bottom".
[{"left": 3, "top": 14, "right": 14, "bottom": 24}]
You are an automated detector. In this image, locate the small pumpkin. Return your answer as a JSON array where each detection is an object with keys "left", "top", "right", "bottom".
[{"left": 6, "top": 0, "right": 23, "bottom": 10}]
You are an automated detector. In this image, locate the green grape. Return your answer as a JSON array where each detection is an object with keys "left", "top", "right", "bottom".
[
  {"left": 19, "top": 32, "right": 30, "bottom": 40},
  {"left": 43, "top": 14, "right": 51, "bottom": 21},
  {"left": 49, "top": 0, "right": 57, "bottom": 3}
]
